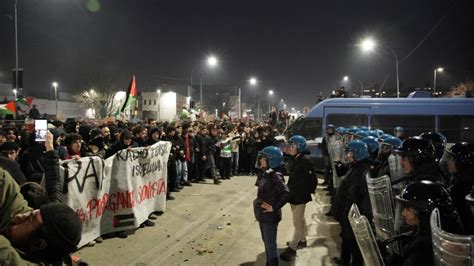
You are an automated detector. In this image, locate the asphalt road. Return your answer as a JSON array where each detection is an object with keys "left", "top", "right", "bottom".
[{"left": 74, "top": 175, "right": 341, "bottom": 265}]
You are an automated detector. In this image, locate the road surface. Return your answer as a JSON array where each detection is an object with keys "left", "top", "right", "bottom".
[{"left": 74, "top": 175, "right": 341, "bottom": 265}]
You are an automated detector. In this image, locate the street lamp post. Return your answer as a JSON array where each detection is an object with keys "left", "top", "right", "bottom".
[
  {"left": 156, "top": 89, "right": 161, "bottom": 121},
  {"left": 14, "top": 0, "right": 19, "bottom": 95},
  {"left": 360, "top": 37, "right": 400, "bottom": 98},
  {"left": 248, "top": 77, "right": 258, "bottom": 120},
  {"left": 268, "top": 90, "right": 274, "bottom": 113},
  {"left": 12, "top": 89, "right": 17, "bottom": 100},
  {"left": 190, "top": 55, "right": 218, "bottom": 111},
  {"left": 433, "top": 67, "right": 444, "bottom": 94},
  {"left": 52, "top": 82, "right": 58, "bottom": 117}
]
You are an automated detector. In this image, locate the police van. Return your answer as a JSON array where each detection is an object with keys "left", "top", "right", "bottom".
[{"left": 284, "top": 97, "right": 474, "bottom": 171}]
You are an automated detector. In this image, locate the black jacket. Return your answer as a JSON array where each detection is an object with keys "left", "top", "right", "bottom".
[
  {"left": 195, "top": 134, "right": 208, "bottom": 159},
  {"left": 253, "top": 169, "right": 290, "bottom": 223},
  {"left": 287, "top": 152, "right": 317, "bottom": 205},
  {"left": 43, "top": 150, "right": 62, "bottom": 202},
  {"left": 333, "top": 159, "right": 372, "bottom": 225},
  {"left": 401, "top": 228, "right": 433, "bottom": 266}
]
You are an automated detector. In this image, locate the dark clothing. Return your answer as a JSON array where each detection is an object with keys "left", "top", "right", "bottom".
[
  {"left": 450, "top": 175, "right": 474, "bottom": 234},
  {"left": 0, "top": 157, "right": 26, "bottom": 185},
  {"left": 55, "top": 146, "right": 69, "bottom": 160},
  {"left": 253, "top": 170, "right": 290, "bottom": 224},
  {"left": 28, "top": 107, "right": 41, "bottom": 119},
  {"left": 401, "top": 229, "right": 433, "bottom": 266},
  {"left": 259, "top": 222, "right": 279, "bottom": 266},
  {"left": 18, "top": 144, "right": 46, "bottom": 183},
  {"left": 106, "top": 140, "right": 139, "bottom": 158},
  {"left": 405, "top": 163, "right": 445, "bottom": 185},
  {"left": 43, "top": 150, "right": 62, "bottom": 203},
  {"left": 287, "top": 153, "right": 317, "bottom": 205}
]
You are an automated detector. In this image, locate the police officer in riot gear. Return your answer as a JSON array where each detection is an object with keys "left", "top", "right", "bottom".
[
  {"left": 395, "top": 137, "right": 444, "bottom": 185},
  {"left": 333, "top": 140, "right": 371, "bottom": 266},
  {"left": 392, "top": 180, "right": 463, "bottom": 266},
  {"left": 373, "top": 136, "right": 402, "bottom": 179},
  {"left": 393, "top": 126, "right": 404, "bottom": 141},
  {"left": 419, "top": 132, "right": 447, "bottom": 161},
  {"left": 441, "top": 142, "right": 474, "bottom": 234}
]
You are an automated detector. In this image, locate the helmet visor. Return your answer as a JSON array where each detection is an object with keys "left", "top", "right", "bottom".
[
  {"left": 255, "top": 153, "right": 269, "bottom": 169},
  {"left": 394, "top": 197, "right": 414, "bottom": 234},
  {"left": 440, "top": 150, "right": 456, "bottom": 176}
]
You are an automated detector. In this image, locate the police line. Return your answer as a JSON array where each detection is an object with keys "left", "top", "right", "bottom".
[{"left": 59, "top": 141, "right": 172, "bottom": 248}]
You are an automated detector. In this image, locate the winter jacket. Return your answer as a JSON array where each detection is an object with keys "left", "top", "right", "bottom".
[
  {"left": 287, "top": 152, "right": 317, "bottom": 205},
  {"left": 18, "top": 144, "right": 46, "bottom": 183},
  {"left": 401, "top": 228, "right": 433, "bottom": 266},
  {"left": 43, "top": 150, "right": 62, "bottom": 203},
  {"left": 253, "top": 169, "right": 290, "bottom": 223}
]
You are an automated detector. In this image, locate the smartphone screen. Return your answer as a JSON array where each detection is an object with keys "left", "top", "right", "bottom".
[{"left": 35, "top": 119, "right": 48, "bottom": 142}]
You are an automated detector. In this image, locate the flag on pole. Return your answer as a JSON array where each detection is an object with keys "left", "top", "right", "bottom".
[
  {"left": 15, "top": 96, "right": 33, "bottom": 113},
  {"left": 0, "top": 101, "right": 16, "bottom": 115},
  {"left": 120, "top": 75, "right": 137, "bottom": 113}
]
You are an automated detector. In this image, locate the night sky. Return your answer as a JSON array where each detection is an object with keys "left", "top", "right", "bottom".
[{"left": 0, "top": 0, "right": 472, "bottom": 110}]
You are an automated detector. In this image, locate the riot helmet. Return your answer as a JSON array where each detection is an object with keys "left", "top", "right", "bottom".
[
  {"left": 345, "top": 140, "right": 369, "bottom": 162},
  {"left": 394, "top": 126, "right": 404, "bottom": 138},
  {"left": 395, "top": 137, "right": 436, "bottom": 174},
  {"left": 378, "top": 136, "right": 402, "bottom": 159},
  {"left": 440, "top": 142, "right": 474, "bottom": 180},
  {"left": 395, "top": 180, "right": 454, "bottom": 231},
  {"left": 368, "top": 130, "right": 380, "bottom": 138},
  {"left": 336, "top": 127, "right": 347, "bottom": 135},
  {"left": 288, "top": 135, "right": 307, "bottom": 153},
  {"left": 355, "top": 129, "right": 369, "bottom": 139},
  {"left": 326, "top": 124, "right": 336, "bottom": 135},
  {"left": 256, "top": 146, "right": 284, "bottom": 170},
  {"left": 361, "top": 136, "right": 379, "bottom": 158},
  {"left": 420, "top": 132, "right": 447, "bottom": 160},
  {"left": 360, "top": 126, "right": 369, "bottom": 131}
]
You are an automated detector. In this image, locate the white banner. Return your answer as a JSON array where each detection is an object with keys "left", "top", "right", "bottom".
[{"left": 61, "top": 142, "right": 171, "bottom": 247}]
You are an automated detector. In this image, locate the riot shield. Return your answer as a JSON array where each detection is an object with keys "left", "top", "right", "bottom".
[
  {"left": 366, "top": 174, "right": 400, "bottom": 255},
  {"left": 348, "top": 204, "right": 385, "bottom": 266},
  {"left": 327, "top": 136, "right": 344, "bottom": 188},
  {"left": 388, "top": 154, "right": 405, "bottom": 195},
  {"left": 430, "top": 208, "right": 474, "bottom": 266}
]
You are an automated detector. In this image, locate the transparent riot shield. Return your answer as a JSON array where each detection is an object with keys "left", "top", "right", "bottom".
[
  {"left": 430, "top": 208, "right": 474, "bottom": 266},
  {"left": 348, "top": 203, "right": 385, "bottom": 266},
  {"left": 366, "top": 174, "right": 400, "bottom": 255},
  {"left": 388, "top": 154, "right": 405, "bottom": 195},
  {"left": 327, "top": 136, "right": 344, "bottom": 188}
]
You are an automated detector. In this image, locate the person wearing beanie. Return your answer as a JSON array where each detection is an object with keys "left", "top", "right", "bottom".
[
  {"left": 0, "top": 168, "right": 82, "bottom": 264},
  {"left": 0, "top": 141, "right": 26, "bottom": 186}
]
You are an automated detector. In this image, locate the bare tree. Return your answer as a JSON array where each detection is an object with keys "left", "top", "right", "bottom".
[{"left": 73, "top": 73, "right": 125, "bottom": 119}]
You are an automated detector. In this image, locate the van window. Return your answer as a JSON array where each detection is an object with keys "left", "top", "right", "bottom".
[
  {"left": 439, "top": 115, "right": 474, "bottom": 143},
  {"left": 371, "top": 115, "right": 435, "bottom": 137},
  {"left": 326, "top": 113, "right": 368, "bottom": 128},
  {"left": 289, "top": 118, "right": 322, "bottom": 140}
]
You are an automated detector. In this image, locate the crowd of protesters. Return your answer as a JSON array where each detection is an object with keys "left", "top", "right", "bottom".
[{"left": 0, "top": 106, "right": 295, "bottom": 264}]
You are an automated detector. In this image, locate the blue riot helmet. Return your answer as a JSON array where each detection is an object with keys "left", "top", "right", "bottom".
[
  {"left": 375, "top": 129, "right": 385, "bottom": 137},
  {"left": 368, "top": 130, "right": 380, "bottom": 138},
  {"left": 355, "top": 130, "right": 369, "bottom": 139},
  {"left": 378, "top": 136, "right": 402, "bottom": 159},
  {"left": 360, "top": 126, "right": 369, "bottom": 131},
  {"left": 336, "top": 127, "right": 347, "bottom": 135},
  {"left": 361, "top": 136, "right": 379, "bottom": 155},
  {"left": 288, "top": 135, "right": 307, "bottom": 153},
  {"left": 394, "top": 126, "right": 404, "bottom": 138},
  {"left": 347, "top": 127, "right": 359, "bottom": 135},
  {"left": 379, "top": 134, "right": 393, "bottom": 142},
  {"left": 345, "top": 140, "right": 369, "bottom": 161},
  {"left": 326, "top": 124, "right": 336, "bottom": 135},
  {"left": 327, "top": 124, "right": 336, "bottom": 130},
  {"left": 256, "top": 146, "right": 284, "bottom": 169}
]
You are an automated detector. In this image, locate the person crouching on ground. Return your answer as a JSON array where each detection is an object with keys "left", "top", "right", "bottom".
[{"left": 253, "top": 146, "right": 290, "bottom": 266}]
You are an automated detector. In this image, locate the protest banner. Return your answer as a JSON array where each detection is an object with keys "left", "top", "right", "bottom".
[{"left": 61, "top": 141, "right": 171, "bottom": 247}]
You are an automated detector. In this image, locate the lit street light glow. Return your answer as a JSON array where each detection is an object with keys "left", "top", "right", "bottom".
[
  {"left": 268, "top": 90, "right": 274, "bottom": 95},
  {"left": 207, "top": 56, "right": 218, "bottom": 67},
  {"left": 360, "top": 38, "right": 376, "bottom": 52},
  {"left": 52, "top": 82, "right": 58, "bottom": 87},
  {"left": 343, "top": 76, "right": 349, "bottom": 81},
  {"left": 437, "top": 67, "right": 444, "bottom": 72},
  {"left": 249, "top": 77, "right": 257, "bottom": 85}
]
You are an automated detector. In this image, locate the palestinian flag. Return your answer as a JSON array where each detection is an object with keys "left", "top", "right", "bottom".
[
  {"left": 113, "top": 214, "right": 135, "bottom": 228},
  {"left": 15, "top": 96, "right": 33, "bottom": 113},
  {"left": 119, "top": 75, "right": 137, "bottom": 113},
  {"left": 0, "top": 101, "right": 16, "bottom": 115}
]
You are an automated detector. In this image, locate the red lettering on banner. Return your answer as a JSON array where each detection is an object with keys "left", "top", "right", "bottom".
[{"left": 138, "top": 179, "right": 166, "bottom": 204}]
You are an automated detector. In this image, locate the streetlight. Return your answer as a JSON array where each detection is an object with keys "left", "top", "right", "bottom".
[
  {"left": 433, "top": 67, "right": 444, "bottom": 94},
  {"left": 268, "top": 90, "right": 274, "bottom": 113},
  {"left": 156, "top": 89, "right": 161, "bottom": 121},
  {"left": 268, "top": 90, "right": 274, "bottom": 95},
  {"left": 52, "top": 82, "right": 58, "bottom": 117},
  {"left": 190, "top": 55, "right": 219, "bottom": 110},
  {"left": 359, "top": 37, "right": 400, "bottom": 98},
  {"left": 249, "top": 77, "right": 257, "bottom": 86},
  {"left": 343, "top": 76, "right": 349, "bottom": 81},
  {"left": 12, "top": 89, "right": 17, "bottom": 100}
]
